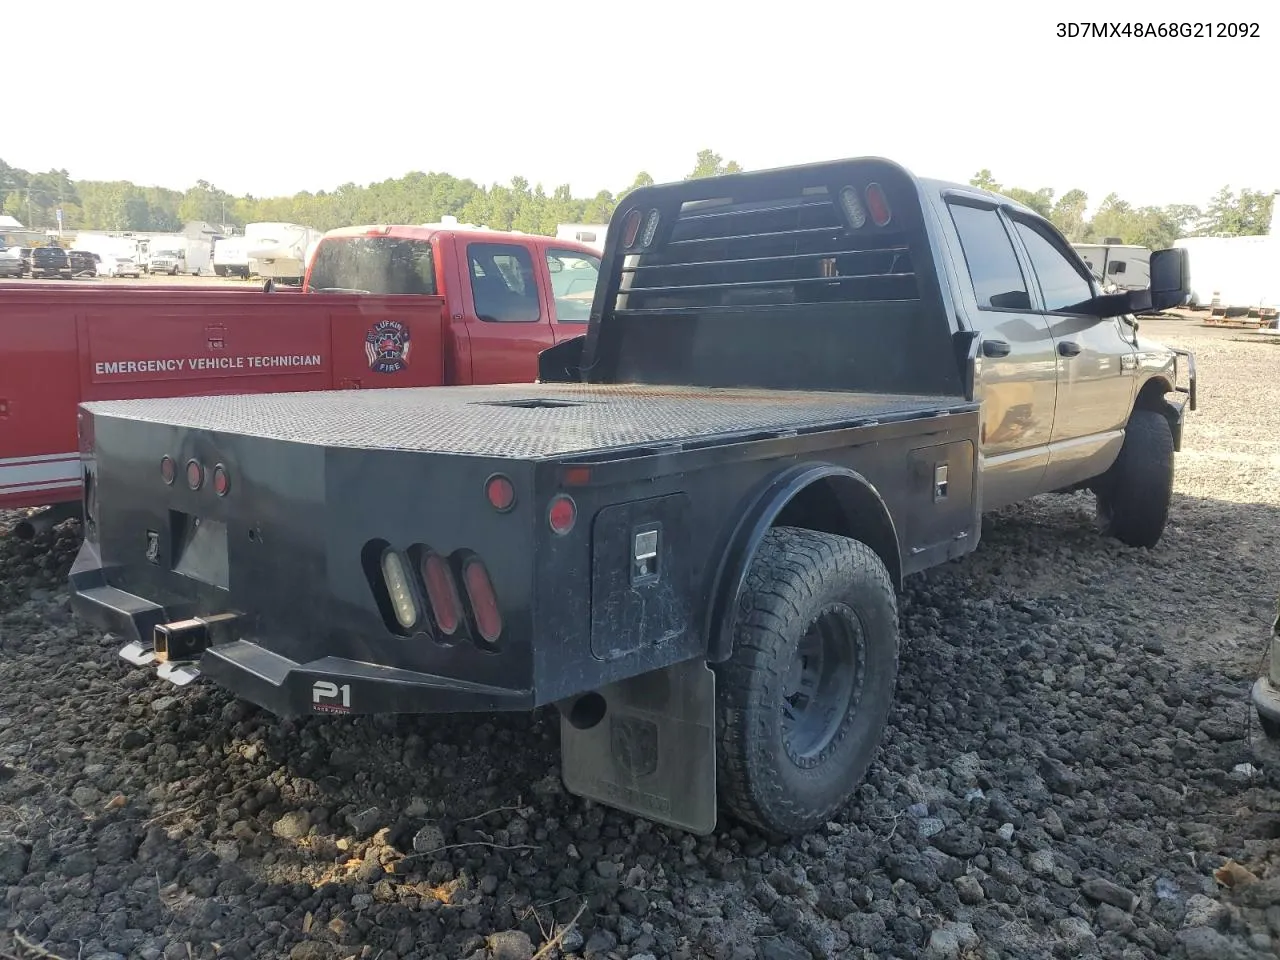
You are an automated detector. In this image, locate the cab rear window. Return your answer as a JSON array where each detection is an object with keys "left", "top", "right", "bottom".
[{"left": 308, "top": 236, "right": 437, "bottom": 295}]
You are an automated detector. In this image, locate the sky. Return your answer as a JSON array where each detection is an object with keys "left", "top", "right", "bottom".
[{"left": 4, "top": 0, "right": 1276, "bottom": 215}]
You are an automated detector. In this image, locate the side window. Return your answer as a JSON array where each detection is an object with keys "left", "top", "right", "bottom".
[
  {"left": 467, "top": 243, "right": 540, "bottom": 322},
  {"left": 545, "top": 249, "right": 600, "bottom": 323},
  {"left": 1108, "top": 260, "right": 1126, "bottom": 275},
  {"left": 1012, "top": 220, "right": 1095, "bottom": 313},
  {"left": 947, "top": 203, "right": 1031, "bottom": 310}
]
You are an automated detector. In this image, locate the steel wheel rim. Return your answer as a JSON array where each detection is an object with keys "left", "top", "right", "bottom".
[{"left": 781, "top": 603, "right": 865, "bottom": 762}]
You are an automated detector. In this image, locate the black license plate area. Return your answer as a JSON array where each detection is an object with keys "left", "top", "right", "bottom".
[{"left": 169, "top": 511, "right": 229, "bottom": 590}]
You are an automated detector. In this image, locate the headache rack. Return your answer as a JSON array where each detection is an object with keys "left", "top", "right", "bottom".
[
  {"left": 615, "top": 184, "right": 920, "bottom": 315},
  {"left": 574, "top": 157, "right": 962, "bottom": 397}
]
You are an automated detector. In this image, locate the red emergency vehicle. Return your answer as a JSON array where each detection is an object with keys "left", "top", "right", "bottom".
[{"left": 0, "top": 226, "right": 601, "bottom": 515}]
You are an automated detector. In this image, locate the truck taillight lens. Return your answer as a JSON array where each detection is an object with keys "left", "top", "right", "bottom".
[
  {"left": 865, "top": 183, "right": 892, "bottom": 227},
  {"left": 462, "top": 559, "right": 502, "bottom": 645},
  {"left": 548, "top": 495, "right": 576, "bottom": 535},
  {"left": 186, "top": 459, "right": 203, "bottom": 490},
  {"left": 213, "top": 464, "right": 230, "bottom": 497},
  {"left": 161, "top": 456, "right": 175, "bottom": 485},
  {"left": 839, "top": 186, "right": 867, "bottom": 229},
  {"left": 381, "top": 549, "right": 418, "bottom": 630},
  {"left": 421, "top": 552, "right": 461, "bottom": 636},
  {"left": 641, "top": 209, "right": 660, "bottom": 247},
  {"left": 621, "top": 208, "right": 642, "bottom": 248},
  {"left": 485, "top": 474, "right": 515, "bottom": 512}
]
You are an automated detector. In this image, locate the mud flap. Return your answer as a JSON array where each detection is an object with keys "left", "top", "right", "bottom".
[{"left": 559, "top": 658, "right": 717, "bottom": 835}]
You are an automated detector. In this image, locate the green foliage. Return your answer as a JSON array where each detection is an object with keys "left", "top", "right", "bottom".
[
  {"left": 2, "top": 154, "right": 1271, "bottom": 251},
  {"left": 967, "top": 170, "right": 1276, "bottom": 249},
  {"left": 686, "top": 150, "right": 742, "bottom": 180}
]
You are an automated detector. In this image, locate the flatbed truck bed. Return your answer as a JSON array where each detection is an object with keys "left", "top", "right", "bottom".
[{"left": 88, "top": 383, "right": 971, "bottom": 457}]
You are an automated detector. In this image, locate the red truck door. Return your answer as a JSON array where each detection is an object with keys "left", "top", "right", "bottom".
[{"left": 449, "top": 235, "right": 557, "bottom": 384}]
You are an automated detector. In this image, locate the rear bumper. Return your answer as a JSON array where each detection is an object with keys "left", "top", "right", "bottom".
[{"left": 70, "top": 542, "right": 533, "bottom": 719}]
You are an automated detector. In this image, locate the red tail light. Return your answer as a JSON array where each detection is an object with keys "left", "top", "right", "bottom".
[
  {"left": 462, "top": 559, "right": 502, "bottom": 645},
  {"left": 865, "top": 183, "right": 892, "bottom": 227},
  {"left": 621, "top": 208, "right": 642, "bottom": 248},
  {"left": 421, "top": 552, "right": 462, "bottom": 636},
  {"left": 485, "top": 474, "right": 516, "bottom": 512},
  {"left": 186, "top": 459, "right": 203, "bottom": 490},
  {"left": 161, "top": 456, "right": 176, "bottom": 485},
  {"left": 213, "top": 464, "right": 230, "bottom": 497},
  {"left": 548, "top": 495, "right": 577, "bottom": 535}
]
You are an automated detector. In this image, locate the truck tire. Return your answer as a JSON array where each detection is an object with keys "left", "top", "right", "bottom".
[
  {"left": 1095, "top": 409, "right": 1175, "bottom": 549},
  {"left": 715, "top": 526, "right": 899, "bottom": 836}
]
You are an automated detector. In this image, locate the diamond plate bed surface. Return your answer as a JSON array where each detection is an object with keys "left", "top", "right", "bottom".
[{"left": 84, "top": 384, "right": 968, "bottom": 459}]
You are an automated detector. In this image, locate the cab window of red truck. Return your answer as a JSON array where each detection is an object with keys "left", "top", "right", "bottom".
[
  {"left": 545, "top": 249, "right": 600, "bottom": 322},
  {"left": 309, "top": 236, "right": 437, "bottom": 295},
  {"left": 467, "top": 243, "right": 540, "bottom": 322}
]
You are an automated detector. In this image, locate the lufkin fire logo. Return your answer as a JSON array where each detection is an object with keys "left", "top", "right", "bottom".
[{"left": 365, "top": 320, "right": 411, "bottom": 373}]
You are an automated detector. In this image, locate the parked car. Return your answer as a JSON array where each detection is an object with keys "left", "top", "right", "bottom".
[
  {"left": 0, "top": 247, "right": 24, "bottom": 279},
  {"left": 30, "top": 246, "right": 72, "bottom": 279},
  {"left": 67, "top": 250, "right": 100, "bottom": 277},
  {"left": 14, "top": 247, "right": 34, "bottom": 276},
  {"left": 113, "top": 256, "right": 143, "bottom": 279}
]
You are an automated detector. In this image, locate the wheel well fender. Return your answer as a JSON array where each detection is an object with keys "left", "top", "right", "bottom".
[
  {"left": 705, "top": 463, "right": 901, "bottom": 663},
  {"left": 1133, "top": 375, "right": 1182, "bottom": 451}
]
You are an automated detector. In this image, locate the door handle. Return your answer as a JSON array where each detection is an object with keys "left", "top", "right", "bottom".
[
  {"left": 1058, "top": 341, "right": 1081, "bottom": 357},
  {"left": 981, "top": 339, "right": 1011, "bottom": 358}
]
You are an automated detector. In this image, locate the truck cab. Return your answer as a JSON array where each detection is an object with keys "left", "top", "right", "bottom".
[{"left": 305, "top": 224, "right": 601, "bottom": 384}]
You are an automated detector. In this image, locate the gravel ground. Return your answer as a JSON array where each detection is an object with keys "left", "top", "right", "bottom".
[{"left": 2, "top": 320, "right": 1280, "bottom": 960}]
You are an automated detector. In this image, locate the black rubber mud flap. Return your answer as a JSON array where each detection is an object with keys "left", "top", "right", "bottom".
[{"left": 559, "top": 657, "right": 717, "bottom": 835}]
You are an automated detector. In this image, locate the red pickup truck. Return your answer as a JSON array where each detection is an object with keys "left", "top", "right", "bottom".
[{"left": 0, "top": 226, "right": 601, "bottom": 520}]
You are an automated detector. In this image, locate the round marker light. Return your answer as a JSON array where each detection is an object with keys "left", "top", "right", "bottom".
[
  {"left": 186, "top": 459, "right": 203, "bottom": 490},
  {"left": 641, "top": 209, "right": 661, "bottom": 247},
  {"left": 485, "top": 474, "right": 516, "bottom": 512},
  {"left": 381, "top": 549, "right": 418, "bottom": 630},
  {"left": 865, "top": 183, "right": 892, "bottom": 227},
  {"left": 839, "top": 186, "right": 867, "bottom": 229},
  {"left": 213, "top": 464, "right": 230, "bottom": 497},
  {"left": 160, "top": 456, "right": 175, "bottom": 485},
  {"left": 548, "top": 495, "right": 577, "bottom": 536},
  {"left": 621, "top": 208, "right": 643, "bottom": 248}
]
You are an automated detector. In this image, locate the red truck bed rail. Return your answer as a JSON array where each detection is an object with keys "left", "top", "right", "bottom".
[{"left": 0, "top": 283, "right": 449, "bottom": 509}]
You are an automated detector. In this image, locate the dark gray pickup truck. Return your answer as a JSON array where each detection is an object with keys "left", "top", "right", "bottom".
[{"left": 69, "top": 157, "right": 1196, "bottom": 836}]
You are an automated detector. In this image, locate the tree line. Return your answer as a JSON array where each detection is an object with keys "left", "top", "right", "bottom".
[
  {"left": 2, "top": 153, "right": 1271, "bottom": 249},
  {"left": 968, "top": 170, "right": 1274, "bottom": 249}
]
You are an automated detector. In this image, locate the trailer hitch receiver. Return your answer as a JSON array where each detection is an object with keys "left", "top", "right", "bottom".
[{"left": 154, "top": 612, "right": 241, "bottom": 663}]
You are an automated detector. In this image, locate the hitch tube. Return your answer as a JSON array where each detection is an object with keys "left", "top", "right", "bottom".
[{"left": 154, "top": 612, "right": 241, "bottom": 663}]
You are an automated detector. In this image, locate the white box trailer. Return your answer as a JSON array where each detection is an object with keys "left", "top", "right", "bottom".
[{"left": 1174, "top": 235, "right": 1280, "bottom": 318}]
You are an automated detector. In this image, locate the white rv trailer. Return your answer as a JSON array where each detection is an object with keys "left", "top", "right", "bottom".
[
  {"left": 244, "top": 222, "right": 324, "bottom": 284},
  {"left": 555, "top": 223, "right": 608, "bottom": 253},
  {"left": 213, "top": 235, "right": 252, "bottom": 278},
  {"left": 1071, "top": 243, "right": 1151, "bottom": 293}
]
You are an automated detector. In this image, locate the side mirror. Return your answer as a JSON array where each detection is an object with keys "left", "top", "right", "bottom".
[
  {"left": 262, "top": 279, "right": 275, "bottom": 294},
  {"left": 1147, "top": 247, "right": 1190, "bottom": 312}
]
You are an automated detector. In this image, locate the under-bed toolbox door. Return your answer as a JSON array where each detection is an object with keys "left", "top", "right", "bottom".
[{"left": 590, "top": 493, "right": 694, "bottom": 660}]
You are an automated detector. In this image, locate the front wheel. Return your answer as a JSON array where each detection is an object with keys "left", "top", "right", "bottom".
[
  {"left": 1095, "top": 409, "right": 1175, "bottom": 548},
  {"left": 715, "top": 526, "right": 899, "bottom": 836}
]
